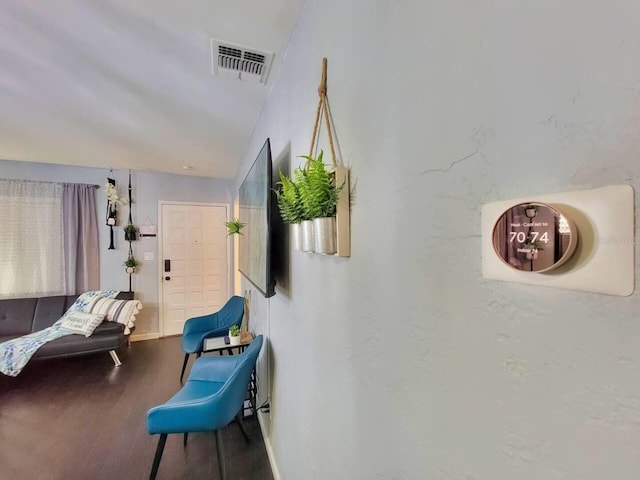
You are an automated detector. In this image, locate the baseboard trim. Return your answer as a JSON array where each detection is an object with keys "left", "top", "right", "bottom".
[
  {"left": 258, "top": 411, "right": 281, "bottom": 480},
  {"left": 130, "top": 332, "right": 160, "bottom": 342}
]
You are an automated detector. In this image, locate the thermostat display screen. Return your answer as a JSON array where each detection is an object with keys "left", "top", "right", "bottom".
[{"left": 492, "top": 202, "right": 577, "bottom": 273}]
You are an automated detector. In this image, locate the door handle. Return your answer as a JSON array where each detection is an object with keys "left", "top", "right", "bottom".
[
  {"left": 165, "top": 276, "right": 171, "bottom": 281},
  {"left": 164, "top": 259, "right": 171, "bottom": 272}
]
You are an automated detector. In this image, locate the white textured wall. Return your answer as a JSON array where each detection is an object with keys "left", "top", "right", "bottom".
[
  {"left": 237, "top": 1, "right": 640, "bottom": 478},
  {"left": 0, "top": 159, "right": 233, "bottom": 334}
]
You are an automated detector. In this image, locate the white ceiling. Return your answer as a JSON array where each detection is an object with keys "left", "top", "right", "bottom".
[{"left": 0, "top": 0, "right": 304, "bottom": 179}]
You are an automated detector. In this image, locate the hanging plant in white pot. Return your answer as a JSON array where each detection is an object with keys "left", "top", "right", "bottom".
[
  {"left": 274, "top": 171, "right": 307, "bottom": 251},
  {"left": 297, "top": 150, "right": 343, "bottom": 255},
  {"left": 124, "top": 255, "right": 139, "bottom": 274}
]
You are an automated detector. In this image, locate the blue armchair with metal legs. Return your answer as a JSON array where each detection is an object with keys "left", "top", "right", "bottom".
[
  {"left": 147, "top": 334, "right": 263, "bottom": 480},
  {"left": 180, "top": 295, "right": 244, "bottom": 382}
]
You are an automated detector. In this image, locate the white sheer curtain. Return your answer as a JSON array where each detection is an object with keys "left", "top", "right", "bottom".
[
  {"left": 0, "top": 179, "right": 100, "bottom": 299},
  {"left": 0, "top": 179, "right": 65, "bottom": 298}
]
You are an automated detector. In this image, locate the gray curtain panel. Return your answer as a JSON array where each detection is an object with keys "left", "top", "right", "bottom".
[{"left": 63, "top": 183, "right": 100, "bottom": 294}]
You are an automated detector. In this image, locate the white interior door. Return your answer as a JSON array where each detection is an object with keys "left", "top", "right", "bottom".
[{"left": 160, "top": 203, "right": 229, "bottom": 337}]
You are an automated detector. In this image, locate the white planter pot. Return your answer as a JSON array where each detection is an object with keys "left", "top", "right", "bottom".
[
  {"left": 313, "top": 217, "right": 336, "bottom": 255},
  {"left": 291, "top": 223, "right": 302, "bottom": 251},
  {"left": 229, "top": 335, "right": 241, "bottom": 346},
  {"left": 301, "top": 220, "right": 315, "bottom": 252}
]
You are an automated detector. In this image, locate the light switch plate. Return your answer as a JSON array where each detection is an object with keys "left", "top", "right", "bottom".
[
  {"left": 144, "top": 252, "right": 154, "bottom": 261},
  {"left": 482, "top": 184, "right": 635, "bottom": 296}
]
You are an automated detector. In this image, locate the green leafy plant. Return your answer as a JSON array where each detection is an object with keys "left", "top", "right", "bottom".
[
  {"left": 296, "top": 150, "right": 343, "bottom": 219},
  {"left": 124, "top": 256, "right": 138, "bottom": 268},
  {"left": 224, "top": 218, "right": 246, "bottom": 235},
  {"left": 124, "top": 223, "right": 137, "bottom": 241},
  {"left": 229, "top": 325, "right": 240, "bottom": 337},
  {"left": 274, "top": 170, "right": 307, "bottom": 224}
]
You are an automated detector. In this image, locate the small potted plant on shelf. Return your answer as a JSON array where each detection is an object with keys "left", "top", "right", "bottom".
[
  {"left": 228, "top": 325, "right": 241, "bottom": 346},
  {"left": 124, "top": 255, "right": 139, "bottom": 274},
  {"left": 124, "top": 223, "right": 137, "bottom": 241},
  {"left": 274, "top": 170, "right": 307, "bottom": 250},
  {"left": 224, "top": 218, "right": 246, "bottom": 236},
  {"left": 296, "top": 150, "right": 343, "bottom": 254}
]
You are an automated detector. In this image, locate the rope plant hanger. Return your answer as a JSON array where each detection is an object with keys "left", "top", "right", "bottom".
[
  {"left": 124, "top": 170, "right": 137, "bottom": 293},
  {"left": 105, "top": 169, "right": 119, "bottom": 250},
  {"left": 304, "top": 57, "right": 351, "bottom": 257},
  {"left": 124, "top": 171, "right": 136, "bottom": 241},
  {"left": 308, "top": 58, "right": 339, "bottom": 169}
]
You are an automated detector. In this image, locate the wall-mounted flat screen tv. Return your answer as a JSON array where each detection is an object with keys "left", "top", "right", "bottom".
[{"left": 238, "top": 138, "right": 276, "bottom": 298}]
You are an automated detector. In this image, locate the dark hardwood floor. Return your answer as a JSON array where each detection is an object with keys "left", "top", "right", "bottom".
[{"left": 0, "top": 336, "right": 274, "bottom": 480}]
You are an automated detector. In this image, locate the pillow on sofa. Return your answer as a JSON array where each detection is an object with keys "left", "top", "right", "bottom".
[
  {"left": 89, "top": 297, "right": 142, "bottom": 335},
  {"left": 60, "top": 312, "right": 106, "bottom": 337},
  {"left": 66, "top": 290, "right": 121, "bottom": 314}
]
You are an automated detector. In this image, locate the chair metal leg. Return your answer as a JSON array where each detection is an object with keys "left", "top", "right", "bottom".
[
  {"left": 215, "top": 429, "right": 226, "bottom": 480},
  {"left": 109, "top": 350, "right": 122, "bottom": 367},
  {"left": 149, "top": 433, "right": 167, "bottom": 480},
  {"left": 235, "top": 413, "right": 250, "bottom": 444},
  {"left": 180, "top": 353, "right": 190, "bottom": 383}
]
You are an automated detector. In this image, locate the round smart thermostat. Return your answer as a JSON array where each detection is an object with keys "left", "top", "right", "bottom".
[{"left": 492, "top": 202, "right": 578, "bottom": 273}]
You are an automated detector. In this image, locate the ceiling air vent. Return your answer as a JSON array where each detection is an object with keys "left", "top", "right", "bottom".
[{"left": 211, "top": 39, "right": 274, "bottom": 84}]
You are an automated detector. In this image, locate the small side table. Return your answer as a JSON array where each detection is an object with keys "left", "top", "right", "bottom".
[
  {"left": 203, "top": 331, "right": 254, "bottom": 353},
  {"left": 202, "top": 332, "right": 256, "bottom": 416}
]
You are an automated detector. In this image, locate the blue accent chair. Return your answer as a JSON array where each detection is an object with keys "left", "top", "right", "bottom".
[
  {"left": 147, "top": 335, "right": 263, "bottom": 480},
  {"left": 180, "top": 295, "right": 245, "bottom": 382}
]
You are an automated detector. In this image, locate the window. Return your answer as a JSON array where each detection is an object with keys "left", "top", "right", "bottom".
[{"left": 0, "top": 179, "right": 99, "bottom": 299}]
